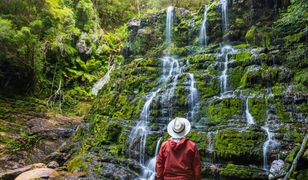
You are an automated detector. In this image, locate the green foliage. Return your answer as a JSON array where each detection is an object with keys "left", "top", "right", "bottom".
[{"left": 274, "top": 0, "right": 308, "bottom": 39}]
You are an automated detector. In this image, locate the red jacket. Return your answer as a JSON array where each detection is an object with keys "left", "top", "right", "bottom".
[{"left": 156, "top": 138, "right": 201, "bottom": 180}]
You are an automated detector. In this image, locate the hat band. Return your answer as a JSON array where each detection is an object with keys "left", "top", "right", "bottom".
[{"left": 173, "top": 125, "right": 185, "bottom": 133}]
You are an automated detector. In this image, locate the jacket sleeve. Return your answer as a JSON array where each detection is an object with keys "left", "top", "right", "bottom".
[
  {"left": 193, "top": 144, "right": 202, "bottom": 180},
  {"left": 156, "top": 142, "right": 166, "bottom": 180}
]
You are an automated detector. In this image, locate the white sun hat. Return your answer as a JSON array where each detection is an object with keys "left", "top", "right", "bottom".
[{"left": 167, "top": 117, "right": 191, "bottom": 138}]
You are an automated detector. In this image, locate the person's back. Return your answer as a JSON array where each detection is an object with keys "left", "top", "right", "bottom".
[{"left": 156, "top": 117, "right": 201, "bottom": 180}]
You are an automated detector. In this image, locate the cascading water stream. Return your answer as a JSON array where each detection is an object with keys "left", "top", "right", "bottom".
[
  {"left": 199, "top": 5, "right": 208, "bottom": 46},
  {"left": 166, "top": 6, "right": 174, "bottom": 49},
  {"left": 261, "top": 126, "right": 279, "bottom": 171},
  {"left": 206, "top": 131, "right": 215, "bottom": 153},
  {"left": 186, "top": 73, "right": 199, "bottom": 122},
  {"left": 245, "top": 97, "right": 256, "bottom": 126},
  {"left": 129, "top": 88, "right": 160, "bottom": 164},
  {"left": 219, "top": 0, "right": 229, "bottom": 34},
  {"left": 160, "top": 56, "right": 183, "bottom": 121},
  {"left": 141, "top": 137, "right": 162, "bottom": 180},
  {"left": 218, "top": 45, "right": 235, "bottom": 95}
]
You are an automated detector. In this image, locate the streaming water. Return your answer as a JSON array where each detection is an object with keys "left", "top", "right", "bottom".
[
  {"left": 218, "top": 45, "right": 236, "bottom": 95},
  {"left": 141, "top": 137, "right": 162, "bottom": 180},
  {"left": 245, "top": 97, "right": 256, "bottom": 126},
  {"left": 166, "top": 6, "right": 174, "bottom": 48},
  {"left": 199, "top": 5, "right": 208, "bottom": 46},
  {"left": 262, "top": 126, "right": 279, "bottom": 171},
  {"left": 129, "top": 89, "right": 160, "bottom": 164}
]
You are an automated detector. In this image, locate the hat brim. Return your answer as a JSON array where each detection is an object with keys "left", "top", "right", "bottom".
[{"left": 167, "top": 118, "right": 191, "bottom": 138}]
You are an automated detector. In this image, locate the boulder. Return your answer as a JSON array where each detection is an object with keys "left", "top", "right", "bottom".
[
  {"left": 47, "top": 161, "right": 59, "bottom": 168},
  {"left": 269, "top": 159, "right": 286, "bottom": 179},
  {"left": 15, "top": 168, "right": 59, "bottom": 180},
  {"left": 0, "top": 163, "right": 46, "bottom": 179}
]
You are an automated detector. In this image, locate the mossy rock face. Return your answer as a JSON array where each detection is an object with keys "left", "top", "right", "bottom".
[
  {"left": 205, "top": 97, "right": 243, "bottom": 124},
  {"left": 248, "top": 97, "right": 267, "bottom": 122},
  {"left": 214, "top": 130, "right": 265, "bottom": 163},
  {"left": 228, "top": 66, "right": 245, "bottom": 90},
  {"left": 245, "top": 25, "right": 272, "bottom": 48},
  {"left": 234, "top": 49, "right": 252, "bottom": 62},
  {"left": 240, "top": 65, "right": 293, "bottom": 88},
  {"left": 220, "top": 163, "right": 265, "bottom": 179}
]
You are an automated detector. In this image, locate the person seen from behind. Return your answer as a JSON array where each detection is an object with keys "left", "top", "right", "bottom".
[{"left": 156, "top": 117, "right": 202, "bottom": 180}]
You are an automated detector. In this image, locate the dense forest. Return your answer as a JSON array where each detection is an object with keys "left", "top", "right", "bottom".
[{"left": 0, "top": 0, "right": 307, "bottom": 179}]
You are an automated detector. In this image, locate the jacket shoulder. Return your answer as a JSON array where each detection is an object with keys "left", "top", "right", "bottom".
[{"left": 186, "top": 139, "right": 198, "bottom": 149}]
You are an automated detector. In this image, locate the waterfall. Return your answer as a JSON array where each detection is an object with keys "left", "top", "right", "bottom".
[
  {"left": 91, "top": 64, "right": 114, "bottom": 96},
  {"left": 219, "top": 0, "right": 229, "bottom": 34},
  {"left": 218, "top": 45, "right": 235, "bottom": 95},
  {"left": 160, "top": 56, "right": 183, "bottom": 121},
  {"left": 187, "top": 73, "right": 199, "bottom": 122},
  {"left": 161, "top": 56, "right": 181, "bottom": 86},
  {"left": 245, "top": 97, "right": 256, "bottom": 126},
  {"left": 166, "top": 6, "right": 174, "bottom": 48},
  {"left": 129, "top": 89, "right": 160, "bottom": 164},
  {"left": 262, "top": 126, "right": 279, "bottom": 171},
  {"left": 207, "top": 131, "right": 214, "bottom": 153},
  {"left": 141, "top": 137, "right": 162, "bottom": 180},
  {"left": 199, "top": 5, "right": 208, "bottom": 46}
]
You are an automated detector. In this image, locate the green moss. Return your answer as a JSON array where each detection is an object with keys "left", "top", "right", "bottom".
[
  {"left": 187, "top": 53, "right": 216, "bottom": 63},
  {"left": 206, "top": 98, "right": 243, "bottom": 124},
  {"left": 228, "top": 66, "right": 245, "bottom": 90},
  {"left": 245, "top": 26, "right": 272, "bottom": 47},
  {"left": 220, "top": 163, "right": 262, "bottom": 179},
  {"left": 234, "top": 43, "right": 250, "bottom": 49},
  {"left": 296, "top": 101, "right": 308, "bottom": 114},
  {"left": 249, "top": 98, "right": 267, "bottom": 121},
  {"left": 294, "top": 69, "right": 308, "bottom": 87},
  {"left": 275, "top": 99, "right": 291, "bottom": 122},
  {"left": 235, "top": 50, "right": 251, "bottom": 61},
  {"left": 186, "top": 130, "right": 206, "bottom": 155},
  {"left": 272, "top": 85, "right": 285, "bottom": 95},
  {"left": 288, "top": 130, "right": 304, "bottom": 143},
  {"left": 215, "top": 130, "right": 264, "bottom": 160},
  {"left": 286, "top": 146, "right": 300, "bottom": 163},
  {"left": 66, "top": 156, "right": 88, "bottom": 172},
  {"left": 235, "top": 18, "right": 244, "bottom": 26},
  {"left": 241, "top": 66, "right": 290, "bottom": 88}
]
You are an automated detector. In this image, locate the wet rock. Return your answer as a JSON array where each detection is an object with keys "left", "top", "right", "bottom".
[
  {"left": 269, "top": 159, "right": 286, "bottom": 179},
  {"left": 15, "top": 168, "right": 59, "bottom": 180},
  {"left": 128, "top": 19, "right": 141, "bottom": 30},
  {"left": 45, "top": 151, "right": 70, "bottom": 165},
  {"left": 0, "top": 163, "right": 46, "bottom": 179},
  {"left": 178, "top": 8, "right": 190, "bottom": 16},
  {"left": 47, "top": 161, "right": 59, "bottom": 168}
]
